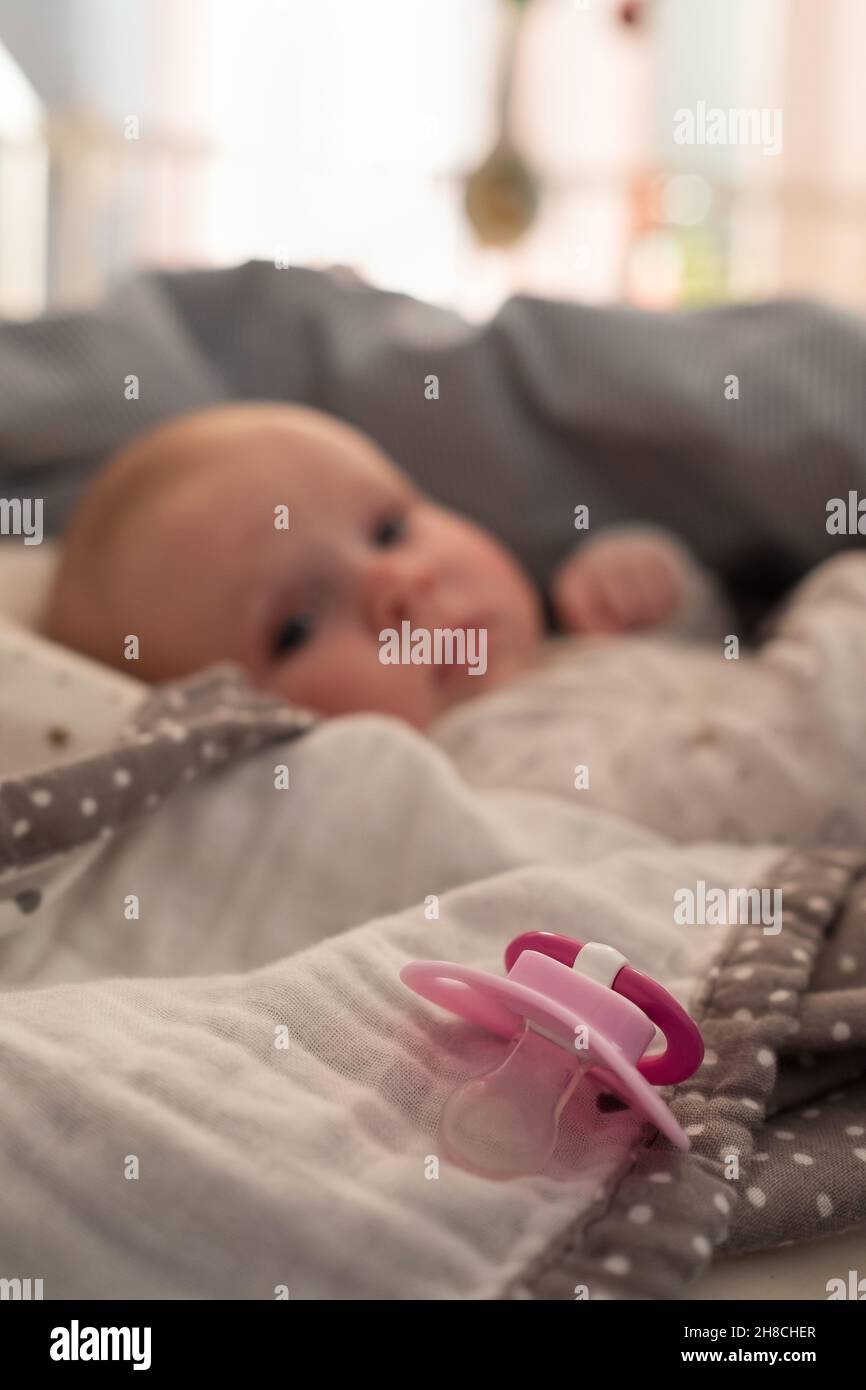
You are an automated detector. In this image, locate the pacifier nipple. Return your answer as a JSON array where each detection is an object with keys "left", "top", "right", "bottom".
[{"left": 440, "top": 1022, "right": 581, "bottom": 1179}]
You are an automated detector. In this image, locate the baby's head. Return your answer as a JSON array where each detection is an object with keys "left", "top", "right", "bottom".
[{"left": 44, "top": 403, "right": 543, "bottom": 727}]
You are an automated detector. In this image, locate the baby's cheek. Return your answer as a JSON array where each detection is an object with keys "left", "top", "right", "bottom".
[{"left": 263, "top": 633, "right": 438, "bottom": 726}]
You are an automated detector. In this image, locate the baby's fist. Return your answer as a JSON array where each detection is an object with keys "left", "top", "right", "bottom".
[{"left": 551, "top": 531, "right": 686, "bottom": 635}]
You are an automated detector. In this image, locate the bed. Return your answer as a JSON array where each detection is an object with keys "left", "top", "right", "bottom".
[{"left": 1, "top": 267, "right": 864, "bottom": 1298}]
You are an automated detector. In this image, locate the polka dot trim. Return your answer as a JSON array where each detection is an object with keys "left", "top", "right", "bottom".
[
  {"left": 628, "top": 1205, "right": 653, "bottom": 1225},
  {"left": 0, "top": 665, "right": 318, "bottom": 884}
]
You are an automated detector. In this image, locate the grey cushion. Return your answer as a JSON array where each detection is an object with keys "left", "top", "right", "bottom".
[{"left": 2, "top": 262, "right": 865, "bottom": 605}]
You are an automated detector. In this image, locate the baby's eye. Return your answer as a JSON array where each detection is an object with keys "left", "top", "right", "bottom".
[
  {"left": 272, "top": 613, "right": 315, "bottom": 659},
  {"left": 372, "top": 514, "right": 406, "bottom": 548}
]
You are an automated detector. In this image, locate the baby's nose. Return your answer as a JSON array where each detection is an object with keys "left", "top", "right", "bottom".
[{"left": 367, "top": 556, "right": 436, "bottom": 632}]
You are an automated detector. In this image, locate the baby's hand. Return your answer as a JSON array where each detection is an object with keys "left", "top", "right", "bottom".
[{"left": 551, "top": 531, "right": 686, "bottom": 635}]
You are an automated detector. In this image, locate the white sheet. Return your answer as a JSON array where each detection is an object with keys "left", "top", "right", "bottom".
[{"left": 0, "top": 701, "right": 782, "bottom": 1298}]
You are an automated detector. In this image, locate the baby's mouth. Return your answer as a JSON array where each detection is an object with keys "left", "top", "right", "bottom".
[
  {"left": 433, "top": 660, "right": 466, "bottom": 691},
  {"left": 430, "top": 615, "right": 495, "bottom": 693}
]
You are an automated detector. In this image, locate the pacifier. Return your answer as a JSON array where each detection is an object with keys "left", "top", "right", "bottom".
[{"left": 401, "top": 931, "right": 703, "bottom": 1179}]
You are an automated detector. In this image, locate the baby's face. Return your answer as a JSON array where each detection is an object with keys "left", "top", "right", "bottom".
[{"left": 76, "top": 409, "right": 542, "bottom": 727}]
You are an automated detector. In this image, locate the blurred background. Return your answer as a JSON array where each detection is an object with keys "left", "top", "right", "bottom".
[{"left": 0, "top": 0, "right": 864, "bottom": 322}]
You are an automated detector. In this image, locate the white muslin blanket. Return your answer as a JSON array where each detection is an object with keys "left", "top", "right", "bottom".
[{"left": 0, "top": 692, "right": 780, "bottom": 1299}]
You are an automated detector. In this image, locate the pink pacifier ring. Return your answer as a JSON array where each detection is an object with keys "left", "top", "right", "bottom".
[{"left": 504, "top": 931, "right": 703, "bottom": 1085}]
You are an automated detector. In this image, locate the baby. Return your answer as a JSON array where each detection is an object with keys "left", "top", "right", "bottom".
[
  {"left": 43, "top": 403, "right": 690, "bottom": 724},
  {"left": 44, "top": 402, "right": 866, "bottom": 845}
]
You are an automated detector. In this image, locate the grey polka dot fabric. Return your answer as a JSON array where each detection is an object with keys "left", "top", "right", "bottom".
[
  {"left": 509, "top": 848, "right": 866, "bottom": 1300},
  {"left": 0, "top": 663, "right": 317, "bottom": 901}
]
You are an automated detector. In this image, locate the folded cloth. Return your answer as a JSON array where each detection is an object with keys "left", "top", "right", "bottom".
[
  {"left": 526, "top": 847, "right": 866, "bottom": 1299},
  {"left": 0, "top": 648, "right": 862, "bottom": 1297},
  {"left": 0, "top": 662, "right": 315, "bottom": 931},
  {"left": 0, "top": 699, "right": 781, "bottom": 1299},
  {"left": 431, "top": 553, "right": 866, "bottom": 847}
]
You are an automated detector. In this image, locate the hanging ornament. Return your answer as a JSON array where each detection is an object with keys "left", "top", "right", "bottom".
[{"left": 464, "top": 0, "right": 539, "bottom": 248}]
